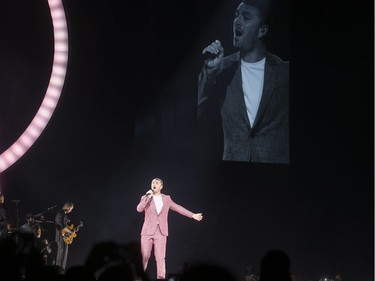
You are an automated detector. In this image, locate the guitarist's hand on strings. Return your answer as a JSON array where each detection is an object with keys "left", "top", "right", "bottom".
[
  {"left": 62, "top": 221, "right": 83, "bottom": 244},
  {"left": 62, "top": 225, "right": 73, "bottom": 235}
]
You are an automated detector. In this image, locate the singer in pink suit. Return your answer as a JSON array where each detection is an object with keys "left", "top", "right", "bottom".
[{"left": 136, "top": 177, "right": 203, "bottom": 280}]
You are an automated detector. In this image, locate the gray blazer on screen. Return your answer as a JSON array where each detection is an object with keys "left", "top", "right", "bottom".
[{"left": 198, "top": 51, "right": 289, "bottom": 164}]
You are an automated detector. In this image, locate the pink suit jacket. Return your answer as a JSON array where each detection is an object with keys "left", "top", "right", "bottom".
[{"left": 136, "top": 194, "right": 193, "bottom": 236}]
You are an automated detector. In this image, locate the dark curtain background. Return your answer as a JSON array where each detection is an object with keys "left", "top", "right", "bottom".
[{"left": 0, "top": 0, "right": 373, "bottom": 280}]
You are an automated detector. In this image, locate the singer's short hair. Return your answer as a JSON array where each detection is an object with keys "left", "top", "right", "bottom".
[
  {"left": 242, "top": 0, "right": 273, "bottom": 21},
  {"left": 153, "top": 178, "right": 164, "bottom": 186}
]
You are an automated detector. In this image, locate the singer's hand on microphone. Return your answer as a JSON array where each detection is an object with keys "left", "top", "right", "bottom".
[
  {"left": 145, "top": 190, "right": 153, "bottom": 197},
  {"left": 202, "top": 40, "right": 224, "bottom": 69}
]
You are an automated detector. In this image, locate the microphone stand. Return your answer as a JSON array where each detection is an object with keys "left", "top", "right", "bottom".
[
  {"left": 35, "top": 219, "right": 55, "bottom": 224},
  {"left": 40, "top": 241, "right": 55, "bottom": 254},
  {"left": 11, "top": 200, "right": 20, "bottom": 244},
  {"left": 33, "top": 205, "right": 58, "bottom": 221}
]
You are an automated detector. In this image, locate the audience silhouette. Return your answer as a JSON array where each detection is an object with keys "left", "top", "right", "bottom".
[
  {"left": 179, "top": 262, "right": 238, "bottom": 281},
  {"left": 0, "top": 235, "right": 345, "bottom": 281},
  {"left": 84, "top": 241, "right": 147, "bottom": 281},
  {"left": 259, "top": 249, "right": 292, "bottom": 281},
  {"left": 0, "top": 234, "right": 148, "bottom": 281}
]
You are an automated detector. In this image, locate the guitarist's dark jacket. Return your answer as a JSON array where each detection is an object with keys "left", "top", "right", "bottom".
[{"left": 55, "top": 209, "right": 70, "bottom": 243}]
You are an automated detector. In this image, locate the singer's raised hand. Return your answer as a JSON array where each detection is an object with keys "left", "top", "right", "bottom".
[
  {"left": 202, "top": 40, "right": 224, "bottom": 69},
  {"left": 192, "top": 213, "right": 203, "bottom": 221}
]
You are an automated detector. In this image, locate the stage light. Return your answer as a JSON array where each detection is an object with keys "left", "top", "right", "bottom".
[{"left": 0, "top": 0, "right": 69, "bottom": 173}]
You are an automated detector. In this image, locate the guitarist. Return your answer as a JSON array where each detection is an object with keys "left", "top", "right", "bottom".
[
  {"left": 0, "top": 193, "right": 12, "bottom": 239},
  {"left": 54, "top": 201, "right": 74, "bottom": 273}
]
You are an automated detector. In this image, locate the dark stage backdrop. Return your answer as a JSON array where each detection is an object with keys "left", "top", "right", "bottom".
[{"left": 0, "top": 0, "right": 373, "bottom": 281}]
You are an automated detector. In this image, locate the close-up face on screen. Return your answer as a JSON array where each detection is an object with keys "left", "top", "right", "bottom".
[
  {"left": 133, "top": 0, "right": 291, "bottom": 165},
  {"left": 196, "top": 0, "right": 290, "bottom": 164},
  {"left": 0, "top": 1, "right": 372, "bottom": 281}
]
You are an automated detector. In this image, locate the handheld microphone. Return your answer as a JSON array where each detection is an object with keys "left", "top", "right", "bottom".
[
  {"left": 202, "top": 52, "right": 218, "bottom": 61},
  {"left": 202, "top": 39, "right": 222, "bottom": 61}
]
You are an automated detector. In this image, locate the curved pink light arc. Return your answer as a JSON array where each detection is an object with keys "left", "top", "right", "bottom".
[{"left": 0, "top": 0, "right": 69, "bottom": 173}]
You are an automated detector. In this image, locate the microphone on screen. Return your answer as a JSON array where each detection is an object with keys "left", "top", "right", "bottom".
[{"left": 202, "top": 52, "right": 218, "bottom": 61}]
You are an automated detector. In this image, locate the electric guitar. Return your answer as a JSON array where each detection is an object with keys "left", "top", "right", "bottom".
[{"left": 61, "top": 221, "right": 83, "bottom": 245}]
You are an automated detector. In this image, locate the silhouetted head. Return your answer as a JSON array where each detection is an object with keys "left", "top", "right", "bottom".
[
  {"left": 180, "top": 262, "right": 238, "bottom": 281},
  {"left": 259, "top": 249, "right": 292, "bottom": 281},
  {"left": 85, "top": 241, "right": 148, "bottom": 281}
]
